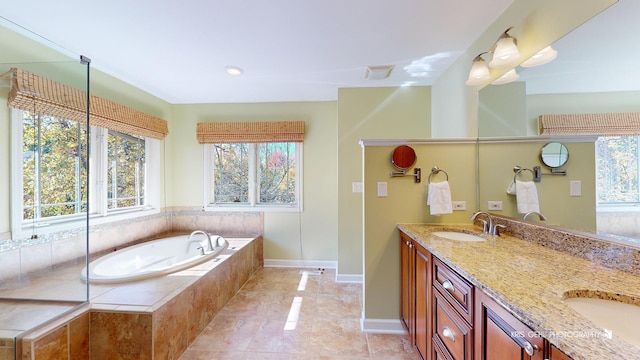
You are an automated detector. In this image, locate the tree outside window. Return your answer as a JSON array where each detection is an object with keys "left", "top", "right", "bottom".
[{"left": 596, "top": 136, "right": 640, "bottom": 204}]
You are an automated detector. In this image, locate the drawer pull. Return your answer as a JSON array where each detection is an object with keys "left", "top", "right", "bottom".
[
  {"left": 442, "top": 279, "right": 455, "bottom": 292},
  {"left": 442, "top": 326, "right": 455, "bottom": 342},
  {"left": 523, "top": 341, "right": 538, "bottom": 356}
]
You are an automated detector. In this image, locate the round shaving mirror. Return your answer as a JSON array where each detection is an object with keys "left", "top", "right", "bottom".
[
  {"left": 540, "top": 142, "right": 569, "bottom": 168},
  {"left": 391, "top": 145, "right": 416, "bottom": 170}
]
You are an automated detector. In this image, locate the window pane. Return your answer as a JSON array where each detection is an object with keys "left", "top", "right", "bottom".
[
  {"left": 213, "top": 144, "right": 249, "bottom": 203},
  {"left": 258, "top": 143, "right": 296, "bottom": 204},
  {"left": 108, "top": 130, "right": 146, "bottom": 209},
  {"left": 596, "top": 136, "right": 640, "bottom": 203},
  {"left": 22, "top": 112, "right": 87, "bottom": 220}
]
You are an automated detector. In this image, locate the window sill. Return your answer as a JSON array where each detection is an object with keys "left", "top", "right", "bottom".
[{"left": 204, "top": 204, "right": 302, "bottom": 213}]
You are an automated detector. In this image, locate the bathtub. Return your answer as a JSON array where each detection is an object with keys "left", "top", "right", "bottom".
[{"left": 81, "top": 233, "right": 229, "bottom": 284}]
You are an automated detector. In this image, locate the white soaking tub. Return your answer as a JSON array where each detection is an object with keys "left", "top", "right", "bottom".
[{"left": 81, "top": 232, "right": 228, "bottom": 284}]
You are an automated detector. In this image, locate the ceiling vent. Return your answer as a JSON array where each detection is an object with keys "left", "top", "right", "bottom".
[{"left": 364, "top": 65, "right": 394, "bottom": 80}]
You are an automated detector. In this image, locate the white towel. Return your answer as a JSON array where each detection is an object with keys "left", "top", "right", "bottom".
[
  {"left": 427, "top": 181, "right": 453, "bottom": 215},
  {"left": 515, "top": 180, "right": 540, "bottom": 214}
]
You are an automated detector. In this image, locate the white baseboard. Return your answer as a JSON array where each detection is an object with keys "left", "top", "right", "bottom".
[
  {"left": 360, "top": 318, "right": 405, "bottom": 334},
  {"left": 263, "top": 260, "right": 363, "bottom": 283},
  {"left": 335, "top": 273, "right": 363, "bottom": 283},
  {"left": 264, "top": 259, "right": 337, "bottom": 269}
]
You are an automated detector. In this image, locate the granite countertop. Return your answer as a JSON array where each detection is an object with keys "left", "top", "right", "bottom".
[{"left": 397, "top": 223, "right": 640, "bottom": 360}]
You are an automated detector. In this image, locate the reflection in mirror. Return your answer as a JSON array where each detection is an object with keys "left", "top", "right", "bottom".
[
  {"left": 540, "top": 142, "right": 568, "bottom": 168},
  {"left": 477, "top": 1, "right": 640, "bottom": 247}
]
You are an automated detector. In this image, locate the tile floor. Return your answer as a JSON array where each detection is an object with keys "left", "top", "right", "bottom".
[{"left": 178, "top": 267, "right": 418, "bottom": 360}]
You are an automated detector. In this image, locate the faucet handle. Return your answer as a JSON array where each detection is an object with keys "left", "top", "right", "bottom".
[
  {"left": 492, "top": 224, "right": 507, "bottom": 236},
  {"left": 478, "top": 219, "right": 489, "bottom": 233}
]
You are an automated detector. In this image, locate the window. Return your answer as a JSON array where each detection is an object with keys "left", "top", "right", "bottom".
[
  {"left": 205, "top": 142, "right": 302, "bottom": 211},
  {"left": 596, "top": 136, "right": 640, "bottom": 205},
  {"left": 11, "top": 110, "right": 160, "bottom": 236},
  {"left": 107, "top": 130, "right": 146, "bottom": 210},
  {"left": 21, "top": 111, "right": 88, "bottom": 221}
]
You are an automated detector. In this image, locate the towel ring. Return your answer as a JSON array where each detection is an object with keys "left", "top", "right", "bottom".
[
  {"left": 428, "top": 167, "right": 449, "bottom": 183},
  {"left": 513, "top": 166, "right": 535, "bottom": 182}
]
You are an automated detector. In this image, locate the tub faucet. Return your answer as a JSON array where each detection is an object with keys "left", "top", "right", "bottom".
[
  {"left": 471, "top": 211, "right": 493, "bottom": 234},
  {"left": 523, "top": 211, "right": 547, "bottom": 221},
  {"left": 189, "top": 230, "right": 213, "bottom": 251}
]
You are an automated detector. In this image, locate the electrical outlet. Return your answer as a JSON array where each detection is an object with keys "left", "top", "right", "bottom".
[
  {"left": 452, "top": 201, "right": 466, "bottom": 210},
  {"left": 488, "top": 201, "right": 503, "bottom": 210}
]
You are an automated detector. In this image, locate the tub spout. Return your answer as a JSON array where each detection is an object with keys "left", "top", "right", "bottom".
[{"left": 189, "top": 230, "right": 213, "bottom": 251}]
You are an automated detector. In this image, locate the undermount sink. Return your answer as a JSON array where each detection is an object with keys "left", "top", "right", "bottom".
[
  {"left": 564, "top": 296, "right": 640, "bottom": 346},
  {"left": 431, "top": 231, "right": 486, "bottom": 242}
]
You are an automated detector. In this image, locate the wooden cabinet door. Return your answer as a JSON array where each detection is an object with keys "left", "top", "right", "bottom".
[
  {"left": 400, "top": 232, "right": 414, "bottom": 338},
  {"left": 475, "top": 291, "right": 544, "bottom": 360},
  {"left": 414, "top": 244, "right": 431, "bottom": 359},
  {"left": 548, "top": 344, "right": 572, "bottom": 360}
]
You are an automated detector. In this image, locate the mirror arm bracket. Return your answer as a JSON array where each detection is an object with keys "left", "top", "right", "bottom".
[
  {"left": 533, "top": 165, "right": 566, "bottom": 180},
  {"left": 390, "top": 167, "right": 421, "bottom": 183}
]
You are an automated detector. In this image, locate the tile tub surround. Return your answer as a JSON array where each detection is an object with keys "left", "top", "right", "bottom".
[
  {"left": 397, "top": 223, "right": 640, "bottom": 360},
  {"left": 13, "top": 236, "right": 262, "bottom": 360}
]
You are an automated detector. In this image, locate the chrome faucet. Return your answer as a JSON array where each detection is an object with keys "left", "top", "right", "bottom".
[
  {"left": 188, "top": 230, "right": 213, "bottom": 251},
  {"left": 471, "top": 211, "right": 493, "bottom": 234},
  {"left": 523, "top": 211, "right": 547, "bottom": 221}
]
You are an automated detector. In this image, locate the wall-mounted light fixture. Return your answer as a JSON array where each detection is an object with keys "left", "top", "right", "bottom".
[
  {"left": 491, "top": 68, "right": 519, "bottom": 85},
  {"left": 489, "top": 27, "right": 521, "bottom": 69},
  {"left": 465, "top": 53, "right": 490, "bottom": 86},
  {"left": 465, "top": 26, "right": 557, "bottom": 87},
  {"left": 520, "top": 46, "right": 558, "bottom": 67}
]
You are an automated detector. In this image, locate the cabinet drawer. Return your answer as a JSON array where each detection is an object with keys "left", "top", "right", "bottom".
[
  {"left": 433, "top": 257, "right": 473, "bottom": 323},
  {"left": 433, "top": 289, "right": 473, "bottom": 360}
]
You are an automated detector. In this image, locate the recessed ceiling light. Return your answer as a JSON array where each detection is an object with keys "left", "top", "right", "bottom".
[{"left": 225, "top": 66, "right": 244, "bottom": 76}]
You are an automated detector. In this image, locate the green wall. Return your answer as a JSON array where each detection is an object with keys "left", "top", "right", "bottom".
[
  {"left": 170, "top": 101, "right": 338, "bottom": 261},
  {"left": 362, "top": 142, "right": 477, "bottom": 320},
  {"left": 337, "top": 86, "right": 431, "bottom": 276}
]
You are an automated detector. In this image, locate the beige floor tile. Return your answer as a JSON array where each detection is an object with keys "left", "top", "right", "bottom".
[{"left": 180, "top": 268, "right": 418, "bottom": 360}]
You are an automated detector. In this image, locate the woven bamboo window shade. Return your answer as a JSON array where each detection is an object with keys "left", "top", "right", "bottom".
[
  {"left": 539, "top": 113, "right": 640, "bottom": 136},
  {"left": 196, "top": 121, "right": 305, "bottom": 144},
  {"left": 6, "top": 68, "right": 168, "bottom": 139}
]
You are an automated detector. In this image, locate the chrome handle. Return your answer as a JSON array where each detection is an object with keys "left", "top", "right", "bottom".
[
  {"left": 442, "top": 326, "right": 455, "bottom": 342},
  {"left": 442, "top": 279, "right": 455, "bottom": 292},
  {"left": 523, "top": 341, "right": 538, "bottom": 356}
]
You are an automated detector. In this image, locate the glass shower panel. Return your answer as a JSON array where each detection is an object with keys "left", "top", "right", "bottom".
[{"left": 0, "top": 17, "right": 89, "bottom": 359}]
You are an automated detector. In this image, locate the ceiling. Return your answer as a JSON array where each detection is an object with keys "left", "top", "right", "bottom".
[{"left": 0, "top": 0, "right": 513, "bottom": 104}]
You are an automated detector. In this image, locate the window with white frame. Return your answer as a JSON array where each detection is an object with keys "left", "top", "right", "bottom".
[
  {"left": 205, "top": 142, "right": 302, "bottom": 211},
  {"left": 11, "top": 109, "right": 160, "bottom": 235},
  {"left": 596, "top": 136, "right": 640, "bottom": 205}
]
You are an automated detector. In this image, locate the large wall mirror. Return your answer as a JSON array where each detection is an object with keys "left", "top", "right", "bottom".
[{"left": 477, "top": 1, "right": 640, "bottom": 246}]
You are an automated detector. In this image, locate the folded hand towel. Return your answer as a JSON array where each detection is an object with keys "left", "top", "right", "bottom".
[
  {"left": 427, "top": 181, "right": 453, "bottom": 215},
  {"left": 515, "top": 180, "right": 540, "bottom": 214},
  {"left": 506, "top": 181, "right": 516, "bottom": 195}
]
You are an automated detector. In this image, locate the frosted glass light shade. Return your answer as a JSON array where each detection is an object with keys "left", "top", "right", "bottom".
[
  {"left": 465, "top": 57, "right": 491, "bottom": 86},
  {"left": 489, "top": 37, "right": 521, "bottom": 68},
  {"left": 520, "top": 46, "right": 558, "bottom": 67},
  {"left": 491, "top": 69, "right": 519, "bottom": 85}
]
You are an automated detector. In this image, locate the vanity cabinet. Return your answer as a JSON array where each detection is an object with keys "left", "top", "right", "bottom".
[
  {"left": 400, "top": 231, "right": 432, "bottom": 360},
  {"left": 432, "top": 258, "right": 474, "bottom": 359},
  {"left": 474, "top": 290, "right": 544, "bottom": 360}
]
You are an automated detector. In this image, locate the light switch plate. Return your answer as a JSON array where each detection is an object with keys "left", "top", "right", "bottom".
[
  {"left": 570, "top": 180, "right": 581, "bottom": 196},
  {"left": 377, "top": 182, "right": 387, "bottom": 197},
  {"left": 352, "top": 182, "right": 363, "bottom": 193}
]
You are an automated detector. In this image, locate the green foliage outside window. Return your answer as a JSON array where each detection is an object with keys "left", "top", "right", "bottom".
[{"left": 22, "top": 112, "right": 88, "bottom": 220}]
